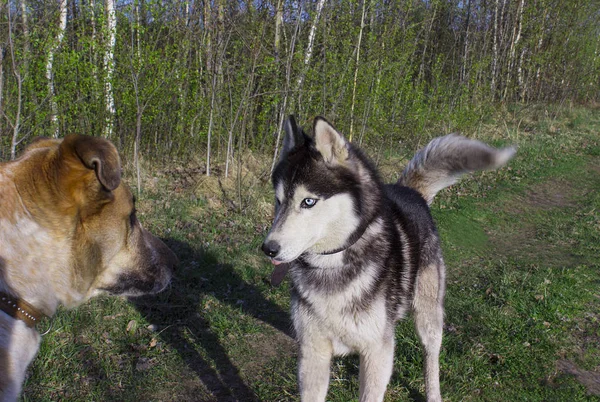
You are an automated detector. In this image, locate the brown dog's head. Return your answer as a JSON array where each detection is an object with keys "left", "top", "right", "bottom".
[{"left": 14, "top": 135, "right": 177, "bottom": 304}]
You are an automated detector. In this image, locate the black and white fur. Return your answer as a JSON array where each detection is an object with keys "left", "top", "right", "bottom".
[{"left": 262, "top": 116, "right": 515, "bottom": 402}]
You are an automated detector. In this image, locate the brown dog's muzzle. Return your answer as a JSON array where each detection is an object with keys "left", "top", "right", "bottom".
[{"left": 99, "top": 230, "right": 178, "bottom": 297}]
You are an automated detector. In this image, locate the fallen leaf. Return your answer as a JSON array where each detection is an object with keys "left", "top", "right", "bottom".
[{"left": 126, "top": 320, "right": 137, "bottom": 333}]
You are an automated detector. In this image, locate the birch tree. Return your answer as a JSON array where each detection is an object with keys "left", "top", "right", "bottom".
[
  {"left": 348, "top": 0, "right": 367, "bottom": 142},
  {"left": 274, "top": 0, "right": 283, "bottom": 61},
  {"left": 89, "top": 0, "right": 98, "bottom": 82},
  {"left": 270, "top": 5, "right": 303, "bottom": 173},
  {"left": 295, "top": 0, "right": 326, "bottom": 99},
  {"left": 205, "top": 0, "right": 226, "bottom": 177},
  {"left": 46, "top": 0, "right": 67, "bottom": 138},
  {"left": 504, "top": 0, "right": 525, "bottom": 100},
  {"left": 7, "top": 7, "right": 23, "bottom": 160},
  {"left": 418, "top": 1, "right": 438, "bottom": 84},
  {"left": 103, "top": 0, "right": 117, "bottom": 138},
  {"left": 0, "top": 44, "right": 5, "bottom": 158},
  {"left": 1, "top": 0, "right": 599, "bottom": 162},
  {"left": 491, "top": 0, "right": 500, "bottom": 97},
  {"left": 460, "top": 0, "right": 472, "bottom": 86},
  {"left": 19, "top": 0, "right": 29, "bottom": 73}
]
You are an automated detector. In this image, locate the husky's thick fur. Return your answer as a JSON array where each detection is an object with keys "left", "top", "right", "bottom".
[{"left": 261, "top": 116, "right": 515, "bottom": 402}]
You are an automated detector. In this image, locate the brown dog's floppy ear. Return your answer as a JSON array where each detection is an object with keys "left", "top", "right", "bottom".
[{"left": 60, "top": 135, "right": 122, "bottom": 191}]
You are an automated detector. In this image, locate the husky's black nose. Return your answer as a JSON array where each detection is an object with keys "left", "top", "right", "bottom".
[{"left": 261, "top": 240, "right": 280, "bottom": 258}]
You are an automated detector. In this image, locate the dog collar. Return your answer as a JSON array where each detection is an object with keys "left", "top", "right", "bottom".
[
  {"left": 317, "top": 216, "right": 375, "bottom": 256},
  {"left": 0, "top": 291, "right": 46, "bottom": 328}
]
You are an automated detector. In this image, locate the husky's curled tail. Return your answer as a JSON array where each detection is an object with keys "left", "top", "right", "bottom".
[{"left": 398, "top": 134, "right": 516, "bottom": 205}]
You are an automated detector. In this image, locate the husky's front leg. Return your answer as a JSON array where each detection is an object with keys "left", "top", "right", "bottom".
[
  {"left": 358, "top": 335, "right": 395, "bottom": 402},
  {"left": 297, "top": 336, "right": 333, "bottom": 402}
]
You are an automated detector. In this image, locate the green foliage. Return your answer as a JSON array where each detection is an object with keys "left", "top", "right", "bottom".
[{"left": 1, "top": 1, "right": 599, "bottom": 163}]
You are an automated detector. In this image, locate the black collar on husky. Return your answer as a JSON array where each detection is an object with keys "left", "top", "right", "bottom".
[{"left": 317, "top": 217, "right": 375, "bottom": 255}]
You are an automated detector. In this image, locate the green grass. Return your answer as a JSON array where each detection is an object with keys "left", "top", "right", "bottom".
[{"left": 22, "top": 105, "right": 600, "bottom": 401}]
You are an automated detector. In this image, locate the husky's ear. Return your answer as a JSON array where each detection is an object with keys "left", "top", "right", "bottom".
[
  {"left": 313, "top": 117, "right": 349, "bottom": 165},
  {"left": 280, "top": 115, "right": 305, "bottom": 159}
]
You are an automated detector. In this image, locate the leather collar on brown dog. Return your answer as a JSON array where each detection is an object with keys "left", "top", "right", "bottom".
[{"left": 0, "top": 291, "right": 46, "bottom": 328}]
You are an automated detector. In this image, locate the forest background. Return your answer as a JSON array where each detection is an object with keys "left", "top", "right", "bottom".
[{"left": 1, "top": 0, "right": 599, "bottom": 174}]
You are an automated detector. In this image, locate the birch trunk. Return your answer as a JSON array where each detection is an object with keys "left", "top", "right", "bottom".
[
  {"left": 516, "top": 0, "right": 526, "bottom": 100},
  {"left": 504, "top": 0, "right": 524, "bottom": 100},
  {"left": 205, "top": 0, "right": 226, "bottom": 177},
  {"left": 46, "top": 0, "right": 67, "bottom": 138},
  {"left": 491, "top": 0, "right": 499, "bottom": 97},
  {"left": 103, "top": 0, "right": 117, "bottom": 138},
  {"left": 176, "top": 0, "right": 191, "bottom": 140},
  {"left": 295, "top": 0, "right": 326, "bottom": 96},
  {"left": 518, "top": 47, "right": 526, "bottom": 101},
  {"left": 89, "top": 0, "right": 98, "bottom": 83},
  {"left": 204, "top": 0, "right": 212, "bottom": 73},
  {"left": 274, "top": 0, "right": 283, "bottom": 61},
  {"left": 534, "top": 10, "right": 548, "bottom": 100},
  {"left": 460, "top": 0, "right": 472, "bottom": 85},
  {"left": 349, "top": 0, "right": 367, "bottom": 142},
  {"left": 8, "top": 10, "right": 22, "bottom": 160},
  {"left": 135, "top": 0, "right": 141, "bottom": 61},
  {"left": 206, "top": 71, "right": 217, "bottom": 176},
  {"left": 270, "top": 7, "right": 302, "bottom": 173},
  {"left": 134, "top": 107, "right": 142, "bottom": 195},
  {"left": 20, "top": 0, "right": 29, "bottom": 73},
  {"left": 418, "top": 1, "right": 438, "bottom": 84},
  {"left": 0, "top": 45, "right": 5, "bottom": 154},
  {"left": 226, "top": 50, "right": 258, "bottom": 178}
]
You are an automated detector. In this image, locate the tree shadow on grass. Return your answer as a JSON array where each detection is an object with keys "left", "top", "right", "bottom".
[{"left": 131, "top": 237, "right": 292, "bottom": 401}]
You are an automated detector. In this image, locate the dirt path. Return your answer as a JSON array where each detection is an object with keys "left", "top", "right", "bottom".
[{"left": 488, "top": 156, "right": 600, "bottom": 396}]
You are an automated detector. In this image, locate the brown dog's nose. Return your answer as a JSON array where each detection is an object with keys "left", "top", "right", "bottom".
[{"left": 261, "top": 240, "right": 280, "bottom": 258}]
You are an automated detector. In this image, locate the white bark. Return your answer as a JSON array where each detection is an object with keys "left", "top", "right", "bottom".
[
  {"left": 20, "top": 0, "right": 29, "bottom": 72},
  {"left": 46, "top": 0, "right": 68, "bottom": 138},
  {"left": 89, "top": 0, "right": 98, "bottom": 83},
  {"left": 103, "top": 0, "right": 117, "bottom": 138},
  {"left": 515, "top": 0, "right": 525, "bottom": 100},
  {"left": 349, "top": 0, "right": 367, "bottom": 142},
  {"left": 491, "top": 0, "right": 499, "bottom": 96},
  {"left": 270, "top": 6, "right": 302, "bottom": 173},
  {"left": 226, "top": 56, "right": 257, "bottom": 178},
  {"left": 274, "top": 0, "right": 283, "bottom": 61},
  {"left": 534, "top": 13, "right": 546, "bottom": 88},
  {"left": 504, "top": 0, "right": 524, "bottom": 100},
  {"left": 418, "top": 1, "right": 438, "bottom": 83},
  {"left": 206, "top": 72, "right": 217, "bottom": 176},
  {"left": 8, "top": 10, "right": 22, "bottom": 160},
  {"left": 205, "top": 0, "right": 226, "bottom": 177},
  {"left": 135, "top": 0, "right": 141, "bottom": 62},
  {"left": 0, "top": 45, "right": 5, "bottom": 150},
  {"left": 518, "top": 47, "right": 526, "bottom": 100},
  {"left": 134, "top": 108, "right": 142, "bottom": 195},
  {"left": 460, "top": 0, "right": 472, "bottom": 85},
  {"left": 295, "top": 0, "right": 326, "bottom": 93}
]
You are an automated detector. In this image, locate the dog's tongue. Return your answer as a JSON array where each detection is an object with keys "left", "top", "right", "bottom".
[{"left": 271, "top": 261, "right": 290, "bottom": 286}]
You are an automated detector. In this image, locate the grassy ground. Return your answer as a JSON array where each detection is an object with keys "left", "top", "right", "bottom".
[{"left": 22, "top": 104, "right": 600, "bottom": 401}]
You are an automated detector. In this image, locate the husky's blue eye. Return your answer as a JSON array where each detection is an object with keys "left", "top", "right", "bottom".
[{"left": 301, "top": 198, "right": 318, "bottom": 208}]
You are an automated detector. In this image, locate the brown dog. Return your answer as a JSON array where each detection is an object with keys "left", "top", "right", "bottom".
[{"left": 0, "top": 135, "right": 177, "bottom": 401}]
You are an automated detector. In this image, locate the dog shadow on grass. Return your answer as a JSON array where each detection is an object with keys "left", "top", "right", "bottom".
[{"left": 131, "top": 237, "right": 292, "bottom": 401}]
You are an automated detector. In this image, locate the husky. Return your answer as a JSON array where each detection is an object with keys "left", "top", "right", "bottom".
[{"left": 261, "top": 116, "right": 515, "bottom": 402}]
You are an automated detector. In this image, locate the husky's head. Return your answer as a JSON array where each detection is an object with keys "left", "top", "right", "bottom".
[{"left": 262, "top": 116, "right": 381, "bottom": 265}]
